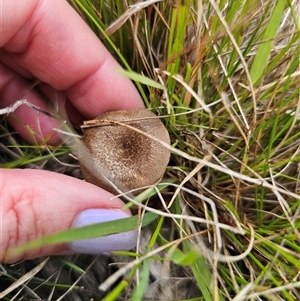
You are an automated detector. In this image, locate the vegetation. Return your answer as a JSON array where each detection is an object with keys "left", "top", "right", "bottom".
[{"left": 1, "top": 0, "right": 299, "bottom": 300}]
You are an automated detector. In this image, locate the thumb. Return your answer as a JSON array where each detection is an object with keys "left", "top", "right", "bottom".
[{"left": 0, "top": 169, "right": 137, "bottom": 263}]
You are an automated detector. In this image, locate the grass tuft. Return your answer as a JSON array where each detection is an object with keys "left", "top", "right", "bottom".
[{"left": 1, "top": 0, "right": 299, "bottom": 300}]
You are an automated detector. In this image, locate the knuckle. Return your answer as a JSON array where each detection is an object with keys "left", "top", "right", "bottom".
[{"left": 1, "top": 185, "right": 39, "bottom": 262}]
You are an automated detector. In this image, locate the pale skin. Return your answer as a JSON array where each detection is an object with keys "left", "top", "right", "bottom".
[{"left": 0, "top": 0, "right": 144, "bottom": 262}]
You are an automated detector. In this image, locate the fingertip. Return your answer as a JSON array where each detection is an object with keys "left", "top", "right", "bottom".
[
  {"left": 69, "top": 209, "right": 137, "bottom": 254},
  {"left": 0, "top": 63, "right": 64, "bottom": 145},
  {"left": 1, "top": 169, "right": 134, "bottom": 262},
  {"left": 65, "top": 61, "right": 145, "bottom": 118}
]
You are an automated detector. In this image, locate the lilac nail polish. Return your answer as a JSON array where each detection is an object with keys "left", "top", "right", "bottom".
[{"left": 69, "top": 209, "right": 137, "bottom": 254}]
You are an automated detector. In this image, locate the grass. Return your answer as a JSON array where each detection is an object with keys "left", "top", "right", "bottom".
[{"left": 1, "top": 0, "right": 300, "bottom": 300}]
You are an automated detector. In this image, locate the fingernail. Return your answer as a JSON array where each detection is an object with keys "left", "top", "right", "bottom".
[{"left": 69, "top": 209, "right": 137, "bottom": 254}]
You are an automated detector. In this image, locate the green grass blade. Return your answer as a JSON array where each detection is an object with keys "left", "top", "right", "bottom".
[
  {"left": 117, "top": 69, "right": 164, "bottom": 90},
  {"left": 7, "top": 212, "right": 158, "bottom": 259},
  {"left": 130, "top": 258, "right": 151, "bottom": 301},
  {"left": 181, "top": 239, "right": 226, "bottom": 301},
  {"left": 250, "top": 0, "right": 287, "bottom": 85}
]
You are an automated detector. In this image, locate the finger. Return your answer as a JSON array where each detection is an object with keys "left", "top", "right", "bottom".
[
  {"left": 0, "top": 64, "right": 84, "bottom": 144},
  {"left": 0, "top": 0, "right": 144, "bottom": 119},
  {"left": 35, "top": 82, "right": 84, "bottom": 125},
  {"left": 0, "top": 169, "right": 137, "bottom": 263},
  {"left": 0, "top": 63, "right": 62, "bottom": 145}
]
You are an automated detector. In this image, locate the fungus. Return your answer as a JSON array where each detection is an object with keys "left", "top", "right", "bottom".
[{"left": 78, "top": 109, "right": 170, "bottom": 194}]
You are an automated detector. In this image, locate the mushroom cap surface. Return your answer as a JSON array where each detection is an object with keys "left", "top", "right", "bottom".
[{"left": 78, "top": 109, "right": 170, "bottom": 194}]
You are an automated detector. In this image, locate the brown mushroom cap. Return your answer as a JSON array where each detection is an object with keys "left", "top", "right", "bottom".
[{"left": 78, "top": 109, "right": 170, "bottom": 194}]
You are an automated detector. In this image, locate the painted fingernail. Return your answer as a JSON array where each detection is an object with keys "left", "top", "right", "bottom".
[{"left": 69, "top": 209, "right": 137, "bottom": 254}]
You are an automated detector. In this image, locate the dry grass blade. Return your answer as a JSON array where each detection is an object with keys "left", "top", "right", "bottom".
[
  {"left": 0, "top": 258, "right": 49, "bottom": 298},
  {"left": 1, "top": 0, "right": 300, "bottom": 300},
  {"left": 105, "top": 0, "right": 163, "bottom": 36}
]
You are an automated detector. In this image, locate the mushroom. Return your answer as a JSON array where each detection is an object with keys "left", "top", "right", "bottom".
[{"left": 78, "top": 109, "right": 170, "bottom": 194}]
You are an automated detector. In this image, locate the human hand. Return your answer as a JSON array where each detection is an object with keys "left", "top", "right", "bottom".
[{"left": 0, "top": 0, "right": 144, "bottom": 263}]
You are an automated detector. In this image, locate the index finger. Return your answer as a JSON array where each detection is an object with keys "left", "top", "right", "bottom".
[{"left": 0, "top": 0, "right": 144, "bottom": 118}]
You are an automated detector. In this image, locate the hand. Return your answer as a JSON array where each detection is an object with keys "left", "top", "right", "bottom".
[{"left": 0, "top": 0, "right": 144, "bottom": 263}]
